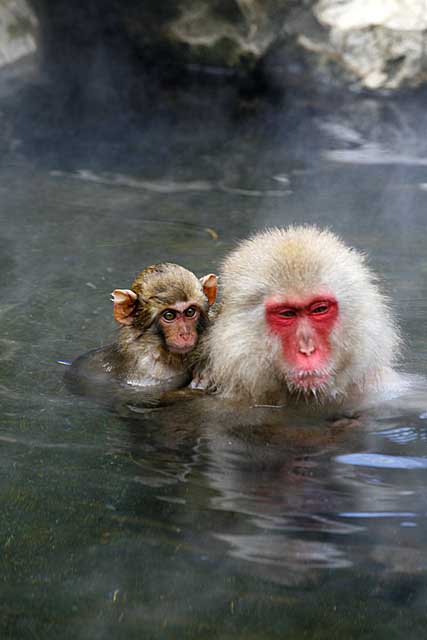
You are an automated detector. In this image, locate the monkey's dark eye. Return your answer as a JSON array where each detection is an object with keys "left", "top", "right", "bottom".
[
  {"left": 185, "top": 306, "right": 197, "bottom": 318},
  {"left": 278, "top": 309, "right": 297, "bottom": 318},
  {"left": 311, "top": 304, "right": 329, "bottom": 315},
  {"left": 162, "top": 310, "right": 176, "bottom": 322}
]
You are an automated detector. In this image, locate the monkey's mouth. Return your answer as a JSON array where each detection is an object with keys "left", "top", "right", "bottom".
[
  {"left": 287, "top": 369, "right": 331, "bottom": 392},
  {"left": 168, "top": 343, "right": 196, "bottom": 355}
]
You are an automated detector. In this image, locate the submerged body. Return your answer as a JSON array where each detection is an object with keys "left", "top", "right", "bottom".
[{"left": 200, "top": 226, "right": 403, "bottom": 412}]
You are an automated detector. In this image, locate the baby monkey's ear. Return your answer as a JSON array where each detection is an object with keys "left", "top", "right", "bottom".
[
  {"left": 199, "top": 274, "right": 218, "bottom": 306},
  {"left": 111, "top": 289, "right": 138, "bottom": 325}
]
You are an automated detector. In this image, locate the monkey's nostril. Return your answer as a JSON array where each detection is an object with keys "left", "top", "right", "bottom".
[{"left": 299, "top": 345, "right": 315, "bottom": 356}]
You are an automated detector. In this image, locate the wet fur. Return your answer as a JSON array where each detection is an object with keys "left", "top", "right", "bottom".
[
  {"left": 70, "top": 263, "right": 212, "bottom": 390},
  {"left": 112, "top": 263, "right": 211, "bottom": 386}
]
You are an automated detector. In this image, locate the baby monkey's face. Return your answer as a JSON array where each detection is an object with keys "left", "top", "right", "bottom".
[{"left": 156, "top": 300, "right": 202, "bottom": 354}]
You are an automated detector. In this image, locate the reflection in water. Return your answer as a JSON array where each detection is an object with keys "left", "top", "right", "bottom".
[
  {"left": 51, "top": 168, "right": 292, "bottom": 198},
  {"left": 102, "top": 395, "right": 427, "bottom": 593},
  {"left": 336, "top": 452, "right": 427, "bottom": 469},
  {"left": 324, "top": 145, "right": 427, "bottom": 166},
  {"left": 376, "top": 425, "right": 427, "bottom": 443}
]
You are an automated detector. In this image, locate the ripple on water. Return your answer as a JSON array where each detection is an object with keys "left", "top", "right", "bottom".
[
  {"left": 376, "top": 426, "right": 427, "bottom": 444},
  {"left": 336, "top": 453, "right": 427, "bottom": 469}
]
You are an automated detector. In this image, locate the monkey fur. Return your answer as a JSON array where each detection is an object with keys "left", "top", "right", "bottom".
[
  {"left": 69, "top": 262, "right": 217, "bottom": 392},
  {"left": 198, "top": 226, "right": 401, "bottom": 410}
]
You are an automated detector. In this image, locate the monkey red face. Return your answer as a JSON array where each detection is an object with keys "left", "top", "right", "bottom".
[
  {"left": 158, "top": 301, "right": 201, "bottom": 354},
  {"left": 265, "top": 296, "right": 339, "bottom": 391}
]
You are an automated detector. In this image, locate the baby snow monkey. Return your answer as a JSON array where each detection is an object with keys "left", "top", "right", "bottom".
[{"left": 69, "top": 263, "right": 217, "bottom": 392}]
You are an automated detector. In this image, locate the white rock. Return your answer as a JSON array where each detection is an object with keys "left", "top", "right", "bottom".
[
  {"left": 0, "top": 0, "right": 37, "bottom": 68},
  {"left": 315, "top": 0, "right": 427, "bottom": 32}
]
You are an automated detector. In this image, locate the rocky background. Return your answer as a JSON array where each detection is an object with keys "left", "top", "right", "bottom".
[{"left": 1, "top": 0, "right": 427, "bottom": 92}]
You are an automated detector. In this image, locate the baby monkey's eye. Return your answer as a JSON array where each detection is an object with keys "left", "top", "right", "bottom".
[
  {"left": 162, "top": 310, "right": 176, "bottom": 322},
  {"left": 185, "top": 306, "right": 197, "bottom": 318}
]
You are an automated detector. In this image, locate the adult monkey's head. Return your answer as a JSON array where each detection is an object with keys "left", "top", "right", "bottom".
[{"left": 203, "top": 226, "right": 400, "bottom": 407}]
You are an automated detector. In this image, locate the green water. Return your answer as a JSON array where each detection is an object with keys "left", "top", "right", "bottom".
[{"left": 1, "top": 63, "right": 427, "bottom": 638}]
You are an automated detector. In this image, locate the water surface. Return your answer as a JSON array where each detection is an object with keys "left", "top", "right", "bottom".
[{"left": 1, "top": 63, "right": 427, "bottom": 638}]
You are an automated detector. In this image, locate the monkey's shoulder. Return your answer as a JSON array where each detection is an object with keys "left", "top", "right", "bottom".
[
  {"left": 66, "top": 343, "right": 191, "bottom": 394},
  {"left": 66, "top": 345, "right": 118, "bottom": 385}
]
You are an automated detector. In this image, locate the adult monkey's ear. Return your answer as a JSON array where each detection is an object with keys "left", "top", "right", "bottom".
[
  {"left": 199, "top": 274, "right": 218, "bottom": 306},
  {"left": 111, "top": 289, "right": 138, "bottom": 325}
]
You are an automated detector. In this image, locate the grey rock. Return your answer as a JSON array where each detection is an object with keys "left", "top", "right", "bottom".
[{"left": 4, "top": 0, "right": 427, "bottom": 91}]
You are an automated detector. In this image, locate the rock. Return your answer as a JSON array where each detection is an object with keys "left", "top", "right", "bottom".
[
  {"left": 124, "top": 0, "right": 291, "bottom": 70},
  {"left": 5, "top": 0, "right": 427, "bottom": 92},
  {"left": 0, "top": 0, "right": 37, "bottom": 68},
  {"left": 301, "top": 0, "right": 427, "bottom": 89}
]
